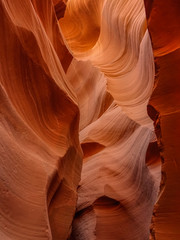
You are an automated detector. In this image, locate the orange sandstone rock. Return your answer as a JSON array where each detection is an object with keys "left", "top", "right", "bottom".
[
  {"left": 145, "top": 0, "right": 180, "bottom": 239},
  {"left": 0, "top": 0, "right": 82, "bottom": 239},
  {"left": 0, "top": 0, "right": 165, "bottom": 239}
]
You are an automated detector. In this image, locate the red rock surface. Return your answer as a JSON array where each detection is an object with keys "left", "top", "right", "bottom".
[
  {"left": 60, "top": 0, "right": 161, "bottom": 239},
  {"left": 145, "top": 1, "right": 180, "bottom": 239},
  {"left": 0, "top": 0, "right": 82, "bottom": 239},
  {"left": 2, "top": 0, "right": 178, "bottom": 239}
]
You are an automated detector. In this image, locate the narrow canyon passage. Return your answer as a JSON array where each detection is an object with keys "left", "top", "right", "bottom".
[{"left": 0, "top": 0, "right": 179, "bottom": 239}]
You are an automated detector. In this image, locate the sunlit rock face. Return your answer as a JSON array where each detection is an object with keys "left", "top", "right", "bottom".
[
  {"left": 145, "top": 1, "right": 180, "bottom": 239},
  {"left": 65, "top": 59, "right": 161, "bottom": 240},
  {"left": 60, "top": 0, "right": 161, "bottom": 239},
  {"left": 0, "top": 0, "right": 163, "bottom": 239}
]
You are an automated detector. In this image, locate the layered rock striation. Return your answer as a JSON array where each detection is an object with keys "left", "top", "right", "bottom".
[
  {"left": 1, "top": 0, "right": 176, "bottom": 239},
  {"left": 60, "top": 0, "right": 161, "bottom": 239},
  {"left": 0, "top": 0, "right": 82, "bottom": 239}
]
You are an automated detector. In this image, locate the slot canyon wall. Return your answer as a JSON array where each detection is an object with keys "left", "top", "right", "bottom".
[
  {"left": 0, "top": 0, "right": 179, "bottom": 239},
  {"left": 145, "top": 0, "right": 180, "bottom": 239}
]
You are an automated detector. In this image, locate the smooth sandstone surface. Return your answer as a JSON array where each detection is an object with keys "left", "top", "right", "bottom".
[
  {"left": 2, "top": 0, "right": 178, "bottom": 239},
  {"left": 144, "top": 1, "right": 180, "bottom": 239},
  {"left": 60, "top": 0, "right": 161, "bottom": 239},
  {"left": 0, "top": 0, "right": 82, "bottom": 239}
]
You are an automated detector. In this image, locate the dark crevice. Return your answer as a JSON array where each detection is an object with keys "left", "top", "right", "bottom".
[{"left": 81, "top": 142, "right": 105, "bottom": 159}]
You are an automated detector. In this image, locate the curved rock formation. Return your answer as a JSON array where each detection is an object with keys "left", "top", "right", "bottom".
[
  {"left": 0, "top": 0, "right": 169, "bottom": 239},
  {"left": 60, "top": 0, "right": 155, "bottom": 126},
  {"left": 65, "top": 60, "right": 161, "bottom": 240},
  {"left": 60, "top": 0, "right": 161, "bottom": 239},
  {"left": 0, "top": 0, "right": 82, "bottom": 239}
]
